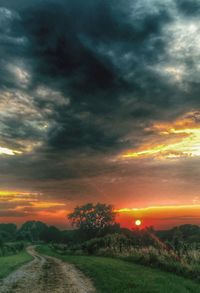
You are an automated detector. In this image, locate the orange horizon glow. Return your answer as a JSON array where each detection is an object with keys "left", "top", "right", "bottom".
[
  {"left": 1, "top": 195, "right": 200, "bottom": 229},
  {"left": 0, "top": 190, "right": 69, "bottom": 228},
  {"left": 116, "top": 204, "right": 200, "bottom": 229},
  {"left": 1, "top": 185, "right": 200, "bottom": 230}
]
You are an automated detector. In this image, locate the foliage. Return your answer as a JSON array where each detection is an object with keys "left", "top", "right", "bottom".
[
  {"left": 0, "top": 221, "right": 65, "bottom": 258},
  {"left": 157, "top": 224, "right": 200, "bottom": 245},
  {"left": 0, "top": 242, "right": 25, "bottom": 257},
  {"left": 0, "top": 251, "right": 32, "bottom": 279},
  {"left": 0, "top": 224, "right": 17, "bottom": 242},
  {"left": 48, "top": 226, "right": 200, "bottom": 283},
  {"left": 46, "top": 227, "right": 178, "bottom": 256},
  {"left": 38, "top": 245, "right": 200, "bottom": 293},
  {"left": 42, "top": 226, "right": 62, "bottom": 243},
  {"left": 2, "top": 217, "right": 200, "bottom": 285},
  {"left": 68, "top": 203, "right": 115, "bottom": 239},
  {"left": 120, "top": 246, "right": 200, "bottom": 282},
  {"left": 61, "top": 229, "right": 81, "bottom": 244},
  {"left": 17, "top": 221, "right": 48, "bottom": 242},
  {"left": 16, "top": 221, "right": 64, "bottom": 243},
  {"left": 52, "top": 233, "right": 131, "bottom": 255}
]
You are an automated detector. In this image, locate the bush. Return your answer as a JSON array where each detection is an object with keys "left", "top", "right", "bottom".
[{"left": 0, "top": 242, "right": 25, "bottom": 257}]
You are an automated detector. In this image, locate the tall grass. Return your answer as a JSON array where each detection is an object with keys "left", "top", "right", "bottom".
[
  {"left": 120, "top": 246, "right": 200, "bottom": 281},
  {"left": 50, "top": 234, "right": 200, "bottom": 282},
  {"left": 0, "top": 242, "right": 25, "bottom": 257}
]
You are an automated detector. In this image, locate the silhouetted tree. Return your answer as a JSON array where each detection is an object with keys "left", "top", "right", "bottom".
[{"left": 68, "top": 203, "right": 116, "bottom": 239}]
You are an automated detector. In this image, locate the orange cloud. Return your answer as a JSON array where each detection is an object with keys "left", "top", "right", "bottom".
[
  {"left": 0, "top": 190, "right": 67, "bottom": 226},
  {"left": 0, "top": 191, "right": 36, "bottom": 197},
  {"left": 29, "top": 201, "right": 65, "bottom": 209}
]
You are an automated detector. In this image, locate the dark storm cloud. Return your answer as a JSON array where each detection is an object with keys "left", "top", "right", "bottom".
[
  {"left": 0, "top": 0, "right": 178, "bottom": 154},
  {"left": 19, "top": 0, "right": 176, "bottom": 152},
  {"left": 1, "top": 0, "right": 200, "bottom": 205},
  {"left": 22, "top": 0, "right": 170, "bottom": 98},
  {"left": 176, "top": 0, "right": 200, "bottom": 16}
]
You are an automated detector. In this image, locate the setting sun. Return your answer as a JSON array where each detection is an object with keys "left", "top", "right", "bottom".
[{"left": 135, "top": 219, "right": 142, "bottom": 226}]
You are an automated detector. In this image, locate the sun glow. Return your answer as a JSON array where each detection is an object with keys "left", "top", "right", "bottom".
[
  {"left": 117, "top": 205, "right": 200, "bottom": 229},
  {"left": 135, "top": 219, "right": 142, "bottom": 226}
]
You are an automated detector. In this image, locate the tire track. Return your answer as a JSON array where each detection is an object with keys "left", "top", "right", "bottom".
[{"left": 0, "top": 246, "right": 96, "bottom": 293}]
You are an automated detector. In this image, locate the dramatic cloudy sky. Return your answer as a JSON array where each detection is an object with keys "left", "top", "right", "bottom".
[{"left": 1, "top": 0, "right": 200, "bottom": 229}]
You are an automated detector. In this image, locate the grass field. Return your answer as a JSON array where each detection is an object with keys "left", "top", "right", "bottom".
[
  {"left": 38, "top": 245, "right": 200, "bottom": 293},
  {"left": 0, "top": 251, "right": 32, "bottom": 279}
]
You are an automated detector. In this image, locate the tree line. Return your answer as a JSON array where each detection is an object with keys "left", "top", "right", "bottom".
[{"left": 1, "top": 203, "right": 200, "bottom": 247}]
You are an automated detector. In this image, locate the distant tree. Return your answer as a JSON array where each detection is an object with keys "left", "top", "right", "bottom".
[
  {"left": 61, "top": 230, "right": 80, "bottom": 244},
  {"left": 0, "top": 223, "right": 17, "bottom": 234},
  {"left": 68, "top": 203, "right": 116, "bottom": 238},
  {"left": 18, "top": 221, "right": 48, "bottom": 242},
  {"left": 157, "top": 224, "right": 200, "bottom": 247},
  {"left": 0, "top": 238, "right": 4, "bottom": 256},
  {"left": 0, "top": 224, "right": 17, "bottom": 241},
  {"left": 42, "top": 226, "right": 61, "bottom": 243}
]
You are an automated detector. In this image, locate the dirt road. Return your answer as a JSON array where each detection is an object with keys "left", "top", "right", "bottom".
[{"left": 0, "top": 246, "right": 96, "bottom": 293}]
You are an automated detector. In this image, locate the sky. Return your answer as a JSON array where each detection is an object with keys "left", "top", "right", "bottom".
[{"left": 1, "top": 0, "right": 200, "bottom": 229}]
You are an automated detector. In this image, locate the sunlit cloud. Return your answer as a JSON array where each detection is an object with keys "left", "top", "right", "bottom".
[
  {"left": 0, "top": 191, "right": 42, "bottom": 204},
  {"left": 0, "top": 191, "right": 42, "bottom": 197},
  {"left": 117, "top": 205, "right": 200, "bottom": 214},
  {"left": 0, "top": 190, "right": 67, "bottom": 222},
  {"left": 0, "top": 89, "right": 53, "bottom": 154},
  {"left": 156, "top": 65, "right": 186, "bottom": 83},
  {"left": 0, "top": 146, "right": 22, "bottom": 156},
  {"left": 36, "top": 86, "right": 70, "bottom": 106},
  {"left": 167, "top": 19, "right": 200, "bottom": 59},
  {"left": 122, "top": 111, "right": 200, "bottom": 160},
  {"left": 0, "top": 7, "right": 19, "bottom": 33},
  {"left": 7, "top": 63, "right": 31, "bottom": 87},
  {"left": 29, "top": 201, "right": 66, "bottom": 209}
]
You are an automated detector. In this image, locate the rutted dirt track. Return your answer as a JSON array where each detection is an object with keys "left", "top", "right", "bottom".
[{"left": 0, "top": 247, "right": 96, "bottom": 293}]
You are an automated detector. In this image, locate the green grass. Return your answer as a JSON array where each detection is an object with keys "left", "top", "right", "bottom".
[
  {"left": 38, "top": 245, "right": 200, "bottom": 293},
  {"left": 0, "top": 251, "right": 33, "bottom": 279}
]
